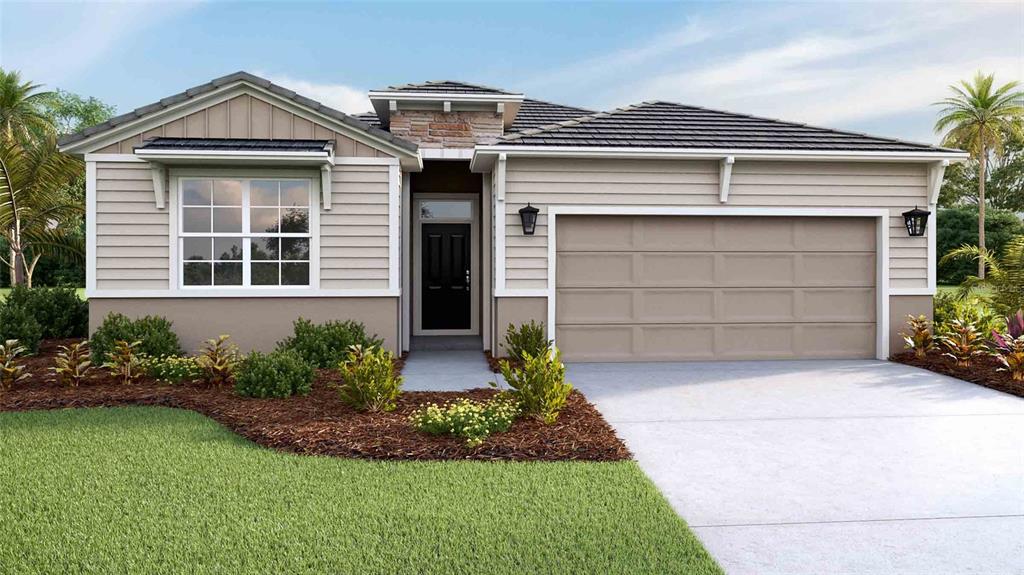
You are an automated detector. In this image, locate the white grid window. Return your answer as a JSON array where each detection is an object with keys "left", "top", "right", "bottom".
[{"left": 179, "top": 178, "right": 311, "bottom": 288}]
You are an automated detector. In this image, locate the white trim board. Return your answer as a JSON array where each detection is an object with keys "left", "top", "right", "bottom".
[
  {"left": 87, "top": 289, "right": 400, "bottom": 299},
  {"left": 539, "top": 206, "right": 893, "bottom": 361}
]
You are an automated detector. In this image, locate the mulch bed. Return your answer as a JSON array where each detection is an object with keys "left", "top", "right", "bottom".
[
  {"left": 483, "top": 349, "right": 520, "bottom": 374},
  {"left": 892, "top": 351, "right": 1024, "bottom": 399},
  {"left": 1, "top": 340, "right": 630, "bottom": 462}
]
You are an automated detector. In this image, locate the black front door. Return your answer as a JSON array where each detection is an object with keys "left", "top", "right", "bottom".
[{"left": 421, "top": 223, "right": 471, "bottom": 330}]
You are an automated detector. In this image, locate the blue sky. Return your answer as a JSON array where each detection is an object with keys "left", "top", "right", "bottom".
[{"left": 2, "top": 1, "right": 1022, "bottom": 144}]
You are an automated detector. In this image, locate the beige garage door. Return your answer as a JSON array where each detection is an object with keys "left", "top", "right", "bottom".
[{"left": 555, "top": 215, "right": 877, "bottom": 361}]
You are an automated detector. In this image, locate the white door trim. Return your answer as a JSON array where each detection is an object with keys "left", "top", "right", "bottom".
[
  {"left": 412, "top": 194, "right": 481, "bottom": 336},
  {"left": 545, "top": 206, "right": 891, "bottom": 360}
]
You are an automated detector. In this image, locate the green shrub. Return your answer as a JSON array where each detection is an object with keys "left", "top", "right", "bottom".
[
  {"left": 410, "top": 396, "right": 520, "bottom": 447},
  {"left": 0, "top": 286, "right": 87, "bottom": 339},
  {"left": 337, "top": 345, "right": 402, "bottom": 412},
  {"left": 933, "top": 291, "right": 1003, "bottom": 335},
  {"left": 276, "top": 318, "right": 383, "bottom": 368},
  {"left": 234, "top": 350, "right": 314, "bottom": 399},
  {"left": 937, "top": 207, "right": 1024, "bottom": 285},
  {"left": 0, "top": 304, "right": 43, "bottom": 353},
  {"left": 90, "top": 313, "right": 182, "bottom": 364},
  {"left": 139, "top": 354, "right": 202, "bottom": 385},
  {"left": 497, "top": 347, "right": 572, "bottom": 424},
  {"left": 502, "top": 320, "right": 550, "bottom": 361}
]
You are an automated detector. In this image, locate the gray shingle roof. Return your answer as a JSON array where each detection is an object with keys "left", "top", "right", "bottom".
[
  {"left": 508, "top": 99, "right": 593, "bottom": 133},
  {"left": 353, "top": 111, "right": 381, "bottom": 127},
  {"left": 58, "top": 71, "right": 418, "bottom": 153},
  {"left": 500, "top": 101, "right": 957, "bottom": 153},
  {"left": 375, "top": 80, "right": 519, "bottom": 95},
  {"left": 135, "top": 138, "right": 332, "bottom": 152}
]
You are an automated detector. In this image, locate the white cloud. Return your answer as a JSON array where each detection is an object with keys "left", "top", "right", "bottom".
[{"left": 257, "top": 73, "right": 371, "bottom": 114}]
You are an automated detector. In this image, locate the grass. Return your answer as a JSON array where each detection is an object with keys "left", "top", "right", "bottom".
[
  {"left": 937, "top": 284, "right": 991, "bottom": 297},
  {"left": 0, "top": 407, "right": 722, "bottom": 575},
  {"left": 0, "top": 287, "right": 86, "bottom": 302}
]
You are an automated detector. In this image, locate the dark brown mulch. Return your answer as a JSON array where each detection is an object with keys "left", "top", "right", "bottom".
[
  {"left": 483, "top": 349, "right": 520, "bottom": 374},
  {"left": 1, "top": 340, "right": 630, "bottom": 462},
  {"left": 892, "top": 351, "right": 1024, "bottom": 399}
]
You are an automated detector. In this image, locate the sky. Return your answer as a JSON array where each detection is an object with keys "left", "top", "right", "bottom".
[{"left": 1, "top": 1, "right": 1022, "bottom": 145}]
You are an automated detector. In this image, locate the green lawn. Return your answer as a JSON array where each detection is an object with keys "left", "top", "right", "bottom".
[
  {"left": 0, "top": 287, "right": 86, "bottom": 302},
  {"left": 0, "top": 407, "right": 721, "bottom": 575}
]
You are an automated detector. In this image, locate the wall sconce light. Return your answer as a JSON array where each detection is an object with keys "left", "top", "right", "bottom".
[
  {"left": 519, "top": 203, "right": 539, "bottom": 235},
  {"left": 902, "top": 206, "right": 931, "bottom": 237}
]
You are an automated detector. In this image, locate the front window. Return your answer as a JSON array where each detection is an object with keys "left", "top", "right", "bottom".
[{"left": 179, "top": 178, "right": 311, "bottom": 288}]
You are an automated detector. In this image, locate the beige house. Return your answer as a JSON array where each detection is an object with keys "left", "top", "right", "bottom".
[{"left": 59, "top": 72, "right": 966, "bottom": 362}]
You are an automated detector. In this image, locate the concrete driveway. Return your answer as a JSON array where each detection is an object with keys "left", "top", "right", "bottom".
[{"left": 569, "top": 360, "right": 1024, "bottom": 575}]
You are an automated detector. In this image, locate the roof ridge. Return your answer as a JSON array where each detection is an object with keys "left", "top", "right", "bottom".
[
  {"left": 382, "top": 79, "right": 519, "bottom": 95},
  {"left": 637, "top": 99, "right": 957, "bottom": 152},
  {"left": 520, "top": 97, "right": 592, "bottom": 112},
  {"left": 59, "top": 71, "right": 418, "bottom": 153},
  {"left": 500, "top": 101, "right": 653, "bottom": 141}
]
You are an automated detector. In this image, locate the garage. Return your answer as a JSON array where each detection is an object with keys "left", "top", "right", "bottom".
[{"left": 554, "top": 214, "right": 878, "bottom": 362}]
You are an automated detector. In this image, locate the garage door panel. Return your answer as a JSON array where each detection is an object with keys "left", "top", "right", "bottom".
[
  {"left": 802, "top": 288, "right": 876, "bottom": 322},
  {"left": 718, "top": 289, "right": 796, "bottom": 322},
  {"left": 555, "top": 215, "right": 877, "bottom": 361}
]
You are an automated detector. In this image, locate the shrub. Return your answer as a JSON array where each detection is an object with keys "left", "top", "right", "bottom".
[
  {"left": 139, "top": 354, "right": 202, "bottom": 385},
  {"left": 991, "top": 335, "right": 1024, "bottom": 381},
  {"left": 196, "top": 335, "right": 239, "bottom": 386},
  {"left": 0, "top": 303, "right": 43, "bottom": 353},
  {"left": 502, "top": 320, "right": 550, "bottom": 361},
  {"left": 234, "top": 350, "right": 314, "bottom": 399},
  {"left": 900, "top": 315, "right": 936, "bottom": 359},
  {"left": 0, "top": 339, "right": 30, "bottom": 391},
  {"left": 933, "top": 291, "right": 1003, "bottom": 335},
  {"left": 52, "top": 341, "right": 93, "bottom": 387},
  {"left": 337, "top": 345, "right": 402, "bottom": 412},
  {"left": 1005, "top": 310, "right": 1024, "bottom": 340},
  {"left": 104, "top": 340, "right": 144, "bottom": 385},
  {"left": 0, "top": 286, "right": 88, "bottom": 339},
  {"left": 276, "top": 318, "right": 383, "bottom": 368},
  {"left": 91, "top": 313, "right": 182, "bottom": 364},
  {"left": 410, "top": 396, "right": 520, "bottom": 447},
  {"left": 937, "top": 207, "right": 1024, "bottom": 285},
  {"left": 938, "top": 320, "right": 987, "bottom": 368},
  {"left": 942, "top": 235, "right": 1024, "bottom": 316},
  {"left": 497, "top": 347, "right": 572, "bottom": 424}
]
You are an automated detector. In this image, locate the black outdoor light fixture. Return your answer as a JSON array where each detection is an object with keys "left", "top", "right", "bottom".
[
  {"left": 519, "top": 203, "right": 540, "bottom": 235},
  {"left": 902, "top": 206, "right": 931, "bottom": 237}
]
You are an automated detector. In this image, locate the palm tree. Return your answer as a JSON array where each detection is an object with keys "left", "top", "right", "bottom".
[
  {"left": 934, "top": 72, "right": 1024, "bottom": 278},
  {"left": 0, "top": 69, "right": 53, "bottom": 143},
  {"left": 0, "top": 136, "right": 84, "bottom": 287},
  {"left": 941, "top": 235, "right": 1024, "bottom": 316}
]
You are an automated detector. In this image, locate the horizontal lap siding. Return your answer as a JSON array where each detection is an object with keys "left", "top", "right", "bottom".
[
  {"left": 101, "top": 94, "right": 393, "bottom": 158},
  {"left": 320, "top": 165, "right": 391, "bottom": 289},
  {"left": 95, "top": 162, "right": 169, "bottom": 289},
  {"left": 503, "top": 158, "right": 929, "bottom": 290}
]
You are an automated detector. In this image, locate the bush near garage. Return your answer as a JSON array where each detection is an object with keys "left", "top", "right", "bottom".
[{"left": 937, "top": 207, "right": 1024, "bottom": 285}]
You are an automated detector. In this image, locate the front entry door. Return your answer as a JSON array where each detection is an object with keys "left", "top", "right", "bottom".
[{"left": 421, "top": 223, "right": 471, "bottom": 330}]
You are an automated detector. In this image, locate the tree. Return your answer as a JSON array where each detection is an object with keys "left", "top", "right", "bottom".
[
  {"left": 937, "top": 206, "right": 1024, "bottom": 284},
  {"left": 40, "top": 89, "right": 116, "bottom": 137},
  {"left": 0, "top": 69, "right": 53, "bottom": 143},
  {"left": 0, "top": 136, "right": 84, "bottom": 287},
  {"left": 934, "top": 72, "right": 1024, "bottom": 278},
  {"left": 941, "top": 235, "right": 1024, "bottom": 316}
]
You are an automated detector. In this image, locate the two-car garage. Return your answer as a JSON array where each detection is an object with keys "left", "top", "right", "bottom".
[{"left": 553, "top": 214, "right": 880, "bottom": 362}]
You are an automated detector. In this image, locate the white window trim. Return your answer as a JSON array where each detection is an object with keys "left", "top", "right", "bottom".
[{"left": 176, "top": 177, "right": 315, "bottom": 291}]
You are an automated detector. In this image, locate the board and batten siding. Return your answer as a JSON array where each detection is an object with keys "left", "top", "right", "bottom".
[
  {"left": 93, "top": 162, "right": 394, "bottom": 292},
  {"left": 94, "top": 94, "right": 392, "bottom": 158},
  {"left": 501, "top": 158, "right": 930, "bottom": 291}
]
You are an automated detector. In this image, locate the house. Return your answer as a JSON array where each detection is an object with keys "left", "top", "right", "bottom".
[{"left": 59, "top": 72, "right": 967, "bottom": 362}]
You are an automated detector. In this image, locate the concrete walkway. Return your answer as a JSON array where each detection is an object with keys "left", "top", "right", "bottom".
[
  {"left": 569, "top": 359, "right": 1024, "bottom": 575},
  {"left": 402, "top": 349, "right": 500, "bottom": 391}
]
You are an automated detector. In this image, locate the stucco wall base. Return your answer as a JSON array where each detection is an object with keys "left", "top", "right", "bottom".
[
  {"left": 493, "top": 297, "right": 547, "bottom": 354},
  {"left": 89, "top": 298, "right": 399, "bottom": 354},
  {"left": 888, "top": 295, "right": 933, "bottom": 357}
]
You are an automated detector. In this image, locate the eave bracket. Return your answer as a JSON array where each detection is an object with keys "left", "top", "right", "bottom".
[{"left": 719, "top": 156, "right": 735, "bottom": 203}]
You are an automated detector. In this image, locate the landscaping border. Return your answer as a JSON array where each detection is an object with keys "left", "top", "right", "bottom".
[{"left": 892, "top": 351, "right": 1024, "bottom": 399}]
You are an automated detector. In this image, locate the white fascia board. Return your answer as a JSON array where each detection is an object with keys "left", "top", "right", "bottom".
[
  {"left": 368, "top": 91, "right": 524, "bottom": 103},
  {"left": 135, "top": 149, "right": 334, "bottom": 165},
  {"left": 84, "top": 153, "right": 146, "bottom": 163},
  {"left": 473, "top": 145, "right": 970, "bottom": 164},
  {"left": 421, "top": 148, "right": 474, "bottom": 160}
]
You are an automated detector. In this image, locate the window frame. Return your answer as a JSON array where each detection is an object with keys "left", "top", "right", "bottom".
[{"left": 173, "top": 172, "right": 319, "bottom": 292}]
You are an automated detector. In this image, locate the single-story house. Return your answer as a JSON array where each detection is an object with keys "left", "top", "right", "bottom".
[{"left": 59, "top": 72, "right": 967, "bottom": 362}]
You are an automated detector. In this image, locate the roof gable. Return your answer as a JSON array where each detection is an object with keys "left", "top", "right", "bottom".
[
  {"left": 59, "top": 71, "right": 418, "bottom": 159},
  {"left": 499, "top": 101, "right": 958, "bottom": 153}
]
